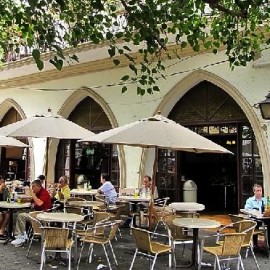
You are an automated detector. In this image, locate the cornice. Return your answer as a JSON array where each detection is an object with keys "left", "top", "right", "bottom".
[{"left": 0, "top": 42, "right": 218, "bottom": 89}]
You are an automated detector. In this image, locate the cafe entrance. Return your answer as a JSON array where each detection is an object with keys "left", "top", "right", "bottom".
[
  {"left": 55, "top": 97, "right": 120, "bottom": 189},
  {"left": 156, "top": 81, "right": 262, "bottom": 212}
]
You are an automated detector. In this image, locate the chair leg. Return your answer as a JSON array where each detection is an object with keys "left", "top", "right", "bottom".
[
  {"left": 88, "top": 243, "right": 94, "bottom": 263},
  {"left": 26, "top": 237, "right": 33, "bottom": 257},
  {"left": 250, "top": 246, "right": 260, "bottom": 270},
  {"left": 102, "top": 244, "right": 112, "bottom": 270},
  {"left": 68, "top": 249, "right": 71, "bottom": 270},
  {"left": 216, "top": 257, "right": 221, "bottom": 270},
  {"left": 40, "top": 248, "right": 45, "bottom": 270},
  {"left": 77, "top": 242, "right": 85, "bottom": 270},
  {"left": 129, "top": 249, "right": 138, "bottom": 270},
  {"left": 151, "top": 254, "right": 158, "bottom": 270},
  {"left": 109, "top": 241, "right": 118, "bottom": 265},
  {"left": 239, "top": 256, "right": 245, "bottom": 270}
]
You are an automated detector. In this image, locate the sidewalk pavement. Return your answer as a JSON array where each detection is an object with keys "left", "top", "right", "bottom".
[{"left": 0, "top": 226, "right": 269, "bottom": 270}]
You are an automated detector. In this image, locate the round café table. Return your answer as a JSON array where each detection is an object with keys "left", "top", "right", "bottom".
[
  {"left": 173, "top": 217, "right": 221, "bottom": 269},
  {"left": 168, "top": 202, "right": 205, "bottom": 213},
  {"left": 70, "top": 189, "right": 98, "bottom": 200},
  {"left": 117, "top": 195, "right": 151, "bottom": 203},
  {"left": 0, "top": 201, "right": 31, "bottom": 243},
  {"left": 67, "top": 200, "right": 105, "bottom": 211}
]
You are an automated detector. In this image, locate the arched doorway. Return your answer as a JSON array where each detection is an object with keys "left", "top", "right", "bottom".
[
  {"left": 156, "top": 81, "right": 262, "bottom": 212},
  {"left": 55, "top": 97, "right": 119, "bottom": 189},
  {"left": 0, "top": 108, "right": 29, "bottom": 180}
]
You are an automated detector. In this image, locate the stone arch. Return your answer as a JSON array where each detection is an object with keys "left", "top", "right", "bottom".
[
  {"left": 47, "top": 87, "right": 126, "bottom": 186},
  {"left": 155, "top": 69, "right": 270, "bottom": 193},
  {"left": 0, "top": 98, "right": 26, "bottom": 121},
  {"left": 0, "top": 99, "right": 35, "bottom": 179}
]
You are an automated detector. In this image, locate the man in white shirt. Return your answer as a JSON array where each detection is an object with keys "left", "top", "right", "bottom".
[{"left": 98, "top": 174, "right": 117, "bottom": 204}]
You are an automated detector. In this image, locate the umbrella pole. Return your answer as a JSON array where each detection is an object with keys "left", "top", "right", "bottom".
[
  {"left": 149, "top": 146, "right": 158, "bottom": 229},
  {"left": 44, "top": 137, "right": 49, "bottom": 189}
]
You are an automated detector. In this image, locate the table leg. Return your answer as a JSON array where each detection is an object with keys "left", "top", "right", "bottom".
[{"left": 176, "top": 228, "right": 199, "bottom": 269}]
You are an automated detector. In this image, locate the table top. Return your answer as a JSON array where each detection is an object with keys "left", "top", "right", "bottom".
[
  {"left": 67, "top": 200, "right": 104, "bottom": 207},
  {"left": 240, "top": 208, "right": 270, "bottom": 219},
  {"left": 0, "top": 201, "right": 31, "bottom": 209},
  {"left": 169, "top": 202, "right": 205, "bottom": 212},
  {"left": 118, "top": 195, "right": 151, "bottom": 202},
  {"left": 70, "top": 189, "right": 98, "bottom": 196},
  {"left": 173, "top": 218, "right": 221, "bottom": 229},
  {"left": 37, "top": 212, "right": 84, "bottom": 223}
]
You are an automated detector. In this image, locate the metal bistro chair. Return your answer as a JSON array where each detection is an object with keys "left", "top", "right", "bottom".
[
  {"left": 77, "top": 220, "right": 121, "bottom": 270},
  {"left": 40, "top": 227, "right": 74, "bottom": 270},
  {"left": 217, "top": 220, "right": 260, "bottom": 270},
  {"left": 129, "top": 227, "right": 175, "bottom": 270},
  {"left": 164, "top": 214, "right": 194, "bottom": 267},
  {"left": 229, "top": 214, "right": 269, "bottom": 251},
  {"left": 26, "top": 211, "right": 43, "bottom": 258},
  {"left": 201, "top": 232, "right": 246, "bottom": 270}
]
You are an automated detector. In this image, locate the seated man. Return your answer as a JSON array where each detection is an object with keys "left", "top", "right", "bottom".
[
  {"left": 0, "top": 176, "right": 9, "bottom": 236},
  {"left": 52, "top": 175, "right": 71, "bottom": 201},
  {"left": 98, "top": 173, "right": 117, "bottom": 204},
  {"left": 11, "top": 179, "right": 52, "bottom": 247},
  {"left": 139, "top": 175, "right": 158, "bottom": 199},
  {"left": 245, "top": 183, "right": 268, "bottom": 247}
]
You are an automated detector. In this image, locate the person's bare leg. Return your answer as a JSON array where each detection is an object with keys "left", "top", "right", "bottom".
[{"left": 0, "top": 212, "right": 10, "bottom": 234}]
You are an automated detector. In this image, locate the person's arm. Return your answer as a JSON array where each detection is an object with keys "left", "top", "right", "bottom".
[
  {"left": 62, "top": 187, "right": 71, "bottom": 200},
  {"left": 29, "top": 188, "right": 44, "bottom": 207},
  {"left": 244, "top": 197, "right": 253, "bottom": 210}
]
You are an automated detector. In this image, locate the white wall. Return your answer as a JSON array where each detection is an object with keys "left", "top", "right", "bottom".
[{"left": 0, "top": 47, "right": 270, "bottom": 191}]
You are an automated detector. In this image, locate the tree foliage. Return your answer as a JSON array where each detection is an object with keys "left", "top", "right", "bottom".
[{"left": 1, "top": 0, "right": 270, "bottom": 95}]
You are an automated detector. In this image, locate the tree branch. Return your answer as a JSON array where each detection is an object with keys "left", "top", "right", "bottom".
[{"left": 202, "top": 0, "right": 248, "bottom": 18}]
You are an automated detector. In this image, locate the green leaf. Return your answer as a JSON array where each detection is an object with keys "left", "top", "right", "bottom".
[
  {"left": 122, "top": 86, "right": 128, "bottom": 93},
  {"left": 32, "top": 49, "right": 41, "bottom": 61},
  {"left": 121, "top": 75, "right": 130, "bottom": 81},
  {"left": 36, "top": 59, "right": 44, "bottom": 70},
  {"left": 113, "top": 59, "right": 120, "bottom": 66}
]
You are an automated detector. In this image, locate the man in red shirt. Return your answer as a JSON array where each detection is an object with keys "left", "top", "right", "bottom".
[{"left": 11, "top": 179, "right": 51, "bottom": 247}]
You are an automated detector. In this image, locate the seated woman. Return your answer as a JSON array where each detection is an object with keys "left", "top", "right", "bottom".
[{"left": 0, "top": 176, "right": 10, "bottom": 236}]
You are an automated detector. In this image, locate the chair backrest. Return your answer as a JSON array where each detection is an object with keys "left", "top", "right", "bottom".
[
  {"left": 28, "top": 211, "right": 43, "bottom": 235},
  {"left": 95, "top": 194, "right": 106, "bottom": 202},
  {"left": 154, "top": 197, "right": 170, "bottom": 211},
  {"left": 108, "top": 220, "right": 121, "bottom": 241},
  {"left": 164, "top": 214, "right": 187, "bottom": 239},
  {"left": 112, "top": 204, "right": 126, "bottom": 220},
  {"left": 42, "top": 227, "right": 70, "bottom": 249},
  {"left": 65, "top": 206, "right": 83, "bottom": 215},
  {"left": 229, "top": 214, "right": 244, "bottom": 232},
  {"left": 221, "top": 233, "right": 246, "bottom": 256},
  {"left": 89, "top": 211, "right": 111, "bottom": 235},
  {"left": 237, "top": 220, "right": 257, "bottom": 246},
  {"left": 132, "top": 227, "right": 152, "bottom": 253}
]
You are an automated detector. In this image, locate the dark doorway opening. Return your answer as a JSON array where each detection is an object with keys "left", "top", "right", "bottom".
[{"left": 180, "top": 135, "right": 238, "bottom": 212}]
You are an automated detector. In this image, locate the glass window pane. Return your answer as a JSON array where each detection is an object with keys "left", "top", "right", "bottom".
[
  {"left": 220, "top": 126, "right": 229, "bottom": 134},
  {"left": 242, "top": 125, "right": 251, "bottom": 139},
  {"left": 242, "top": 140, "right": 252, "bottom": 156},
  {"left": 209, "top": 126, "right": 220, "bottom": 134},
  {"left": 254, "top": 158, "right": 262, "bottom": 176},
  {"left": 242, "top": 157, "right": 252, "bottom": 175}
]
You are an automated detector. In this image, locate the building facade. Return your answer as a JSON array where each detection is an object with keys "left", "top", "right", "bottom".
[{"left": 0, "top": 42, "right": 269, "bottom": 212}]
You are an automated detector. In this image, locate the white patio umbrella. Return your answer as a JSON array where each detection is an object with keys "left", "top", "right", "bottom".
[
  {"left": 0, "top": 109, "right": 95, "bottom": 184},
  {"left": 0, "top": 136, "right": 28, "bottom": 148},
  {"left": 80, "top": 113, "right": 232, "bottom": 226}
]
